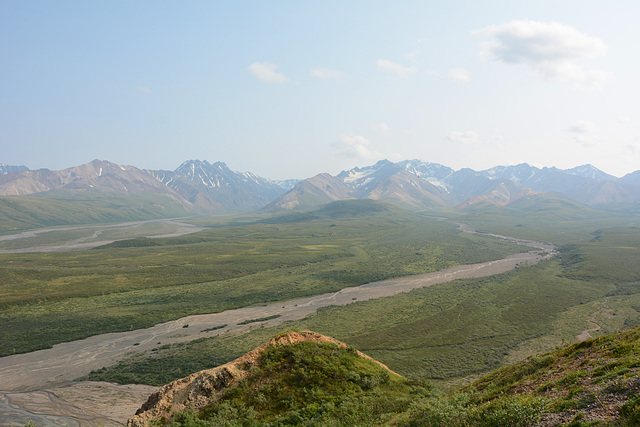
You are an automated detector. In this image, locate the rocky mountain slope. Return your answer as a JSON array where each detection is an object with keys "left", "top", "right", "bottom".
[
  {"left": 2, "top": 158, "right": 640, "bottom": 215},
  {"left": 150, "top": 159, "right": 295, "bottom": 213},
  {"left": 268, "top": 159, "right": 640, "bottom": 212},
  {"left": 0, "top": 159, "right": 183, "bottom": 198},
  {"left": 266, "top": 160, "right": 452, "bottom": 211}
]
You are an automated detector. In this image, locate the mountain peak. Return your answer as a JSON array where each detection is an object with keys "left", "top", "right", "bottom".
[{"left": 565, "top": 164, "right": 617, "bottom": 181}]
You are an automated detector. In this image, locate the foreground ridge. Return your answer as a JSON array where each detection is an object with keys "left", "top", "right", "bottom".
[{"left": 128, "top": 330, "right": 400, "bottom": 426}]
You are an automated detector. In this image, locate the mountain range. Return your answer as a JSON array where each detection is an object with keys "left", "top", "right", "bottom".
[{"left": 1, "top": 158, "right": 639, "bottom": 214}]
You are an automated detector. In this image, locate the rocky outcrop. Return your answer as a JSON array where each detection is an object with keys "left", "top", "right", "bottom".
[{"left": 127, "top": 331, "right": 398, "bottom": 426}]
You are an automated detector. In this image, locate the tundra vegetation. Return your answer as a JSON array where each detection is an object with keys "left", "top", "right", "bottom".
[
  {"left": 0, "top": 200, "right": 526, "bottom": 356},
  {"left": 3, "top": 198, "right": 640, "bottom": 424},
  {"left": 81, "top": 200, "right": 640, "bottom": 388},
  {"left": 139, "top": 328, "right": 640, "bottom": 426}
]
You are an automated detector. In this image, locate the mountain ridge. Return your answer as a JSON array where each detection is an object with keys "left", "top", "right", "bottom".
[{"left": 1, "top": 158, "right": 639, "bottom": 215}]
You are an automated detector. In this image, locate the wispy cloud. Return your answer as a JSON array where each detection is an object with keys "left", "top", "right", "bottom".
[
  {"left": 566, "top": 120, "right": 598, "bottom": 147},
  {"left": 626, "top": 135, "right": 640, "bottom": 154},
  {"left": 377, "top": 59, "right": 417, "bottom": 78},
  {"left": 335, "top": 134, "right": 380, "bottom": 159},
  {"left": 372, "top": 122, "right": 392, "bottom": 136},
  {"left": 447, "top": 68, "right": 471, "bottom": 82},
  {"left": 310, "top": 68, "right": 345, "bottom": 81},
  {"left": 447, "top": 131, "right": 480, "bottom": 145},
  {"left": 248, "top": 62, "right": 288, "bottom": 83},
  {"left": 137, "top": 87, "right": 151, "bottom": 94},
  {"left": 473, "top": 20, "right": 612, "bottom": 90}
]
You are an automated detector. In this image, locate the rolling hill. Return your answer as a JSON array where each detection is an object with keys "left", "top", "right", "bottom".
[{"left": 127, "top": 328, "right": 640, "bottom": 426}]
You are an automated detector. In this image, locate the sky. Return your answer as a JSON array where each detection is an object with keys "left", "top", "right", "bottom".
[{"left": 2, "top": 1, "right": 640, "bottom": 180}]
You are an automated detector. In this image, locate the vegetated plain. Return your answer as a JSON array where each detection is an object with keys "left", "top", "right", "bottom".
[
  {"left": 0, "top": 200, "right": 527, "bottom": 356},
  {"left": 0, "top": 192, "right": 191, "bottom": 233},
  {"left": 84, "top": 199, "right": 640, "bottom": 389}
]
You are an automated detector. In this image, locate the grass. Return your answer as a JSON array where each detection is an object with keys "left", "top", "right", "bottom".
[
  {"left": 0, "top": 193, "right": 191, "bottom": 233},
  {"left": 238, "top": 315, "right": 282, "bottom": 325},
  {"left": 84, "top": 207, "right": 640, "bottom": 388},
  {"left": 87, "top": 257, "right": 608, "bottom": 385},
  {"left": 0, "top": 220, "right": 196, "bottom": 251},
  {"left": 0, "top": 200, "right": 527, "bottom": 356},
  {"left": 149, "top": 326, "right": 640, "bottom": 426}
]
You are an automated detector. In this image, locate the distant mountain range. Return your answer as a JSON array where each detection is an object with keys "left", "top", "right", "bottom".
[
  {"left": 0, "top": 163, "right": 28, "bottom": 175},
  {"left": 1, "top": 158, "right": 640, "bottom": 214}
]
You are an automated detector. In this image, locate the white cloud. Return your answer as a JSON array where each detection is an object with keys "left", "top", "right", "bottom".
[
  {"left": 310, "top": 68, "right": 345, "bottom": 81},
  {"left": 405, "top": 49, "right": 419, "bottom": 60},
  {"left": 447, "top": 68, "right": 471, "bottom": 82},
  {"left": 372, "top": 122, "right": 392, "bottom": 136},
  {"left": 377, "top": 59, "right": 417, "bottom": 78},
  {"left": 567, "top": 120, "right": 596, "bottom": 134},
  {"left": 248, "top": 62, "right": 288, "bottom": 83},
  {"left": 137, "top": 87, "right": 151, "bottom": 94},
  {"left": 447, "top": 131, "right": 480, "bottom": 145},
  {"left": 473, "top": 20, "right": 612, "bottom": 90},
  {"left": 618, "top": 116, "right": 632, "bottom": 124},
  {"left": 335, "top": 134, "right": 380, "bottom": 159},
  {"left": 566, "top": 120, "right": 598, "bottom": 147}
]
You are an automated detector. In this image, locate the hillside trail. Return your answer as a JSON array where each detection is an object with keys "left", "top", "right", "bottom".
[
  {"left": 576, "top": 298, "right": 609, "bottom": 341},
  {"left": 0, "top": 224, "right": 556, "bottom": 426}
]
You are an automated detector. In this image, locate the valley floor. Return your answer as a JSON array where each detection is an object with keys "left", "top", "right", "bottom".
[{"left": 0, "top": 228, "right": 553, "bottom": 425}]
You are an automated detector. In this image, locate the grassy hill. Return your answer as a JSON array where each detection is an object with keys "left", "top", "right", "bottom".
[
  {"left": 0, "top": 192, "right": 192, "bottom": 233},
  {"left": 128, "top": 328, "right": 640, "bottom": 426}
]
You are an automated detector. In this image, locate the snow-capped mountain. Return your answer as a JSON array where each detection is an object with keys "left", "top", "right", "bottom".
[
  {"left": 395, "top": 159, "right": 454, "bottom": 191},
  {"left": 268, "top": 160, "right": 452, "bottom": 211},
  {"left": 564, "top": 164, "right": 618, "bottom": 182},
  {"left": 1, "top": 158, "right": 639, "bottom": 214},
  {"left": 151, "top": 160, "right": 297, "bottom": 212},
  {"left": 0, "top": 164, "right": 28, "bottom": 175}
]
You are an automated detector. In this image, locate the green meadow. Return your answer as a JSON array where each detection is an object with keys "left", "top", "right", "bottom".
[
  {"left": 84, "top": 199, "right": 640, "bottom": 386},
  {"left": 0, "top": 200, "right": 526, "bottom": 356},
  {"left": 0, "top": 193, "right": 191, "bottom": 233}
]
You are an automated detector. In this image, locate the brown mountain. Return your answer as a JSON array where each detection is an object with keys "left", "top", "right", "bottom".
[
  {"left": 0, "top": 159, "right": 181, "bottom": 197},
  {"left": 359, "top": 169, "right": 452, "bottom": 209},
  {"left": 457, "top": 178, "right": 537, "bottom": 209},
  {"left": 266, "top": 161, "right": 453, "bottom": 212},
  {"left": 263, "top": 173, "right": 354, "bottom": 211}
]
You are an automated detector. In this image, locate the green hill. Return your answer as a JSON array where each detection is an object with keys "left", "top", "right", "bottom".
[
  {"left": 128, "top": 328, "right": 640, "bottom": 426},
  {"left": 0, "top": 193, "right": 192, "bottom": 233},
  {"left": 128, "top": 331, "right": 417, "bottom": 427}
]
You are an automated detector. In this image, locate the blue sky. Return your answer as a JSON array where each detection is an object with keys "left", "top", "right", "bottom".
[{"left": 2, "top": 1, "right": 639, "bottom": 179}]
